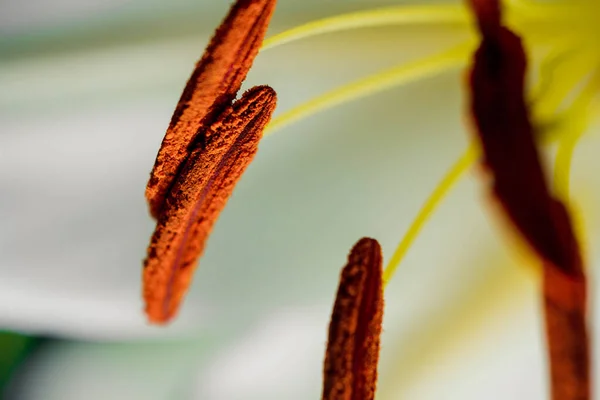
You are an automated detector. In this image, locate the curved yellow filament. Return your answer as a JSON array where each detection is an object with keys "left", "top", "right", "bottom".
[
  {"left": 261, "top": 5, "right": 469, "bottom": 51},
  {"left": 552, "top": 68, "right": 600, "bottom": 199},
  {"left": 261, "top": 2, "right": 572, "bottom": 52},
  {"left": 554, "top": 138, "right": 578, "bottom": 201},
  {"left": 264, "top": 42, "right": 473, "bottom": 137},
  {"left": 530, "top": 37, "right": 584, "bottom": 106},
  {"left": 383, "top": 145, "right": 479, "bottom": 285}
]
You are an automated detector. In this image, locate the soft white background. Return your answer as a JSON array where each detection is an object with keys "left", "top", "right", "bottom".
[{"left": 1, "top": 0, "right": 600, "bottom": 399}]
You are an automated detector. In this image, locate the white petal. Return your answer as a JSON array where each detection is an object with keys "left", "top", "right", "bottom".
[{"left": 194, "top": 308, "right": 326, "bottom": 400}]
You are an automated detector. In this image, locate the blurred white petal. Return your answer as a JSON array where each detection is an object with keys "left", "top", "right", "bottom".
[{"left": 195, "top": 308, "right": 326, "bottom": 400}]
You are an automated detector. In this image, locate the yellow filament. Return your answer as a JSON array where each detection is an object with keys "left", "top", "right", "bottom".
[
  {"left": 261, "top": 1, "right": 571, "bottom": 52},
  {"left": 264, "top": 43, "right": 473, "bottom": 137},
  {"left": 533, "top": 48, "right": 599, "bottom": 122},
  {"left": 383, "top": 145, "right": 479, "bottom": 285},
  {"left": 553, "top": 68, "right": 600, "bottom": 199},
  {"left": 552, "top": 110, "right": 586, "bottom": 201},
  {"left": 539, "top": 97, "right": 596, "bottom": 145},
  {"left": 384, "top": 66, "right": 600, "bottom": 286},
  {"left": 261, "top": 5, "right": 469, "bottom": 51},
  {"left": 530, "top": 38, "right": 580, "bottom": 108},
  {"left": 505, "top": 0, "right": 581, "bottom": 21},
  {"left": 554, "top": 138, "right": 578, "bottom": 200}
]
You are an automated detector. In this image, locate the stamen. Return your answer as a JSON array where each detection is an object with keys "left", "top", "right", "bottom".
[
  {"left": 383, "top": 145, "right": 478, "bottom": 285},
  {"left": 261, "top": 5, "right": 469, "bottom": 51},
  {"left": 145, "top": 0, "right": 277, "bottom": 219},
  {"left": 467, "top": 3, "right": 590, "bottom": 399},
  {"left": 144, "top": 86, "right": 277, "bottom": 324},
  {"left": 143, "top": 0, "right": 278, "bottom": 323},
  {"left": 264, "top": 43, "right": 473, "bottom": 136},
  {"left": 322, "top": 238, "right": 384, "bottom": 400}
]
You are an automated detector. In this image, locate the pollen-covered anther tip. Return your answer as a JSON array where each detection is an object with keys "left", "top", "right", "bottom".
[
  {"left": 242, "top": 85, "right": 278, "bottom": 116},
  {"left": 145, "top": 0, "right": 277, "bottom": 220},
  {"left": 322, "top": 237, "right": 384, "bottom": 400}
]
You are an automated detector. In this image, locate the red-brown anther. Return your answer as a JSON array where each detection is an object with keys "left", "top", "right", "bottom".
[
  {"left": 322, "top": 238, "right": 384, "bottom": 400},
  {"left": 469, "top": 1, "right": 582, "bottom": 277},
  {"left": 145, "top": 0, "right": 277, "bottom": 219},
  {"left": 544, "top": 263, "right": 589, "bottom": 400},
  {"left": 144, "top": 86, "right": 277, "bottom": 324},
  {"left": 467, "top": 1, "right": 589, "bottom": 399}
]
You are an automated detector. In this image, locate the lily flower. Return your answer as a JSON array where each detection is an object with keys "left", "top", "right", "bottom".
[
  {"left": 2, "top": 0, "right": 600, "bottom": 399},
  {"left": 141, "top": 1, "right": 595, "bottom": 396}
]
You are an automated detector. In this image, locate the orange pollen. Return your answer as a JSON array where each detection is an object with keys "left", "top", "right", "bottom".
[
  {"left": 142, "top": 0, "right": 278, "bottom": 324},
  {"left": 322, "top": 238, "right": 384, "bottom": 400}
]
